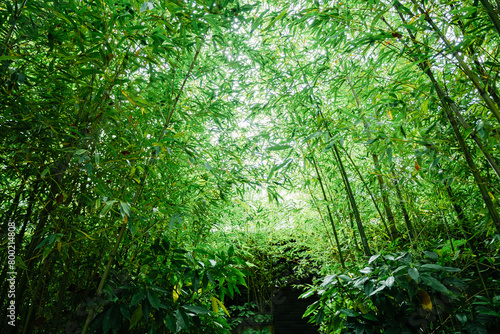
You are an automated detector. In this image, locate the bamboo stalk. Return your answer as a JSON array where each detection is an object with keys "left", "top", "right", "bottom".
[
  {"left": 409, "top": 0, "right": 500, "bottom": 124},
  {"left": 0, "top": 0, "right": 28, "bottom": 57},
  {"left": 81, "top": 43, "right": 202, "bottom": 334},
  {"left": 392, "top": 5, "right": 500, "bottom": 234},
  {"left": 479, "top": 0, "right": 500, "bottom": 38},
  {"left": 344, "top": 75, "right": 397, "bottom": 240},
  {"left": 331, "top": 144, "right": 372, "bottom": 256},
  {"left": 310, "top": 154, "right": 346, "bottom": 269}
]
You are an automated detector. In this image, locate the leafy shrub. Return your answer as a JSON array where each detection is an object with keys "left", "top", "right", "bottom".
[
  {"left": 228, "top": 302, "right": 273, "bottom": 329},
  {"left": 302, "top": 251, "right": 500, "bottom": 333},
  {"left": 90, "top": 234, "right": 246, "bottom": 333}
]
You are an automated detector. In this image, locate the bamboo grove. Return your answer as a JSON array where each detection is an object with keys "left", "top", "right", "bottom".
[{"left": 1, "top": 0, "right": 500, "bottom": 333}]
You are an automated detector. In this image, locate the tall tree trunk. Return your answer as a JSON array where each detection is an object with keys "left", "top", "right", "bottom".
[{"left": 324, "top": 169, "right": 362, "bottom": 253}]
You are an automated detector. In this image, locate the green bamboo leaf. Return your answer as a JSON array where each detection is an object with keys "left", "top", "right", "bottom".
[
  {"left": 170, "top": 213, "right": 182, "bottom": 230},
  {"left": 128, "top": 218, "right": 138, "bottom": 236},
  {"left": 369, "top": 284, "right": 386, "bottom": 296},
  {"left": 100, "top": 203, "right": 113, "bottom": 217},
  {"left": 340, "top": 309, "right": 360, "bottom": 317},
  {"left": 402, "top": 24, "right": 418, "bottom": 31},
  {"left": 165, "top": 315, "right": 176, "bottom": 332},
  {"left": 120, "top": 304, "right": 130, "bottom": 321},
  {"left": 368, "top": 254, "right": 380, "bottom": 264},
  {"left": 0, "top": 55, "right": 23, "bottom": 60},
  {"left": 265, "top": 9, "right": 288, "bottom": 31},
  {"left": 103, "top": 308, "right": 113, "bottom": 333},
  {"left": 362, "top": 313, "right": 378, "bottom": 321},
  {"left": 120, "top": 202, "right": 131, "bottom": 217},
  {"left": 266, "top": 145, "right": 291, "bottom": 151}
]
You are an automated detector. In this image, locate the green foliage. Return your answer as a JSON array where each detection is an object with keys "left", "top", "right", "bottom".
[
  {"left": 241, "top": 327, "right": 272, "bottom": 334},
  {"left": 3, "top": 0, "right": 500, "bottom": 332},
  {"left": 91, "top": 236, "right": 245, "bottom": 333},
  {"left": 303, "top": 251, "right": 500, "bottom": 333},
  {"left": 228, "top": 302, "right": 273, "bottom": 328}
]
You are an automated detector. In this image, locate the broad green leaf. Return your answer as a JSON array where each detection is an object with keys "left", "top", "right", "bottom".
[
  {"left": 456, "top": 313, "right": 467, "bottom": 324},
  {"left": 103, "top": 308, "right": 113, "bottom": 333},
  {"left": 129, "top": 306, "right": 143, "bottom": 329},
  {"left": 421, "top": 274, "right": 449, "bottom": 293},
  {"left": 340, "top": 309, "right": 360, "bottom": 317},
  {"left": 140, "top": 2, "right": 154, "bottom": 12},
  {"left": 369, "top": 284, "right": 386, "bottom": 296},
  {"left": 368, "top": 254, "right": 380, "bottom": 264},
  {"left": 424, "top": 251, "right": 438, "bottom": 259},
  {"left": 466, "top": 322, "right": 487, "bottom": 334},
  {"left": 120, "top": 202, "right": 131, "bottom": 217},
  {"left": 120, "top": 304, "right": 130, "bottom": 320},
  {"left": 362, "top": 313, "right": 378, "bottom": 321},
  {"left": 128, "top": 218, "right": 138, "bottom": 236},
  {"left": 385, "top": 276, "right": 395, "bottom": 288},
  {"left": 147, "top": 291, "right": 161, "bottom": 310},
  {"left": 170, "top": 213, "right": 182, "bottom": 230},
  {"left": 338, "top": 274, "right": 352, "bottom": 281},
  {"left": 408, "top": 268, "right": 419, "bottom": 282},
  {"left": 321, "top": 274, "right": 336, "bottom": 287},
  {"left": 165, "top": 315, "right": 176, "bottom": 332},
  {"left": 475, "top": 306, "right": 500, "bottom": 317},
  {"left": 130, "top": 290, "right": 145, "bottom": 307},
  {"left": 183, "top": 305, "right": 211, "bottom": 315},
  {"left": 359, "top": 267, "right": 372, "bottom": 274},
  {"left": 420, "top": 264, "right": 443, "bottom": 271}
]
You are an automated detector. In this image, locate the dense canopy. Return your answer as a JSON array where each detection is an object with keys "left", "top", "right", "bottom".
[{"left": 2, "top": 0, "right": 500, "bottom": 333}]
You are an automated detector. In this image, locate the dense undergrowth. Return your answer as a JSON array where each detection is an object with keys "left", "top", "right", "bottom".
[{"left": 302, "top": 243, "right": 500, "bottom": 333}]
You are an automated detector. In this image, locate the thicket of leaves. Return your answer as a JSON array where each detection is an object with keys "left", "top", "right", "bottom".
[{"left": 2, "top": 0, "right": 500, "bottom": 333}]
